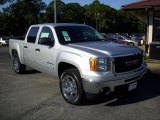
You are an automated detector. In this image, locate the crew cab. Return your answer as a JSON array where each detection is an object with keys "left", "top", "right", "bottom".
[{"left": 9, "top": 23, "right": 147, "bottom": 105}]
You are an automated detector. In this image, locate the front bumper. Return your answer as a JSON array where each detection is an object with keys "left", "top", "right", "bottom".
[{"left": 82, "top": 64, "right": 147, "bottom": 98}]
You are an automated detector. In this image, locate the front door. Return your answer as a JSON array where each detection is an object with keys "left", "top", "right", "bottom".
[{"left": 34, "top": 26, "right": 58, "bottom": 76}]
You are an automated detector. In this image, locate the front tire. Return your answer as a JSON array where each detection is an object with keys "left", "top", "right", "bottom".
[
  {"left": 12, "top": 53, "right": 26, "bottom": 74},
  {"left": 130, "top": 42, "right": 134, "bottom": 46},
  {"left": 60, "top": 68, "right": 85, "bottom": 105}
]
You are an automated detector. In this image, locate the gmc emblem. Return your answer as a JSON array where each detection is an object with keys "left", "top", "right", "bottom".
[{"left": 125, "top": 59, "right": 139, "bottom": 66}]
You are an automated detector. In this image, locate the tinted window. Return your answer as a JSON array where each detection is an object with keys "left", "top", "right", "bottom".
[
  {"left": 27, "top": 27, "right": 39, "bottom": 43},
  {"left": 38, "top": 27, "right": 54, "bottom": 46},
  {"left": 55, "top": 26, "right": 105, "bottom": 44}
]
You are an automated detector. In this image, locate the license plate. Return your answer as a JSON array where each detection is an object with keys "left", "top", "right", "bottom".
[{"left": 128, "top": 82, "right": 137, "bottom": 91}]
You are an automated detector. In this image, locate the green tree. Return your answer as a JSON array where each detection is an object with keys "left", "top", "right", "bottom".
[
  {"left": 43, "top": 0, "right": 84, "bottom": 23},
  {"left": 84, "top": 0, "right": 143, "bottom": 33},
  {"left": 0, "top": 0, "right": 144, "bottom": 35},
  {"left": 62, "top": 3, "right": 84, "bottom": 23},
  {"left": 0, "top": 0, "right": 14, "bottom": 5},
  {"left": 111, "top": 10, "right": 143, "bottom": 33},
  {"left": 0, "top": 0, "right": 46, "bottom": 35},
  {"left": 84, "top": 0, "right": 114, "bottom": 32},
  {"left": 42, "top": 0, "right": 65, "bottom": 23}
]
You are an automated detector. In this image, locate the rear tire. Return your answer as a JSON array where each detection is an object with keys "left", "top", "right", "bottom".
[
  {"left": 12, "top": 53, "right": 26, "bottom": 74},
  {"left": 60, "top": 68, "right": 85, "bottom": 105}
]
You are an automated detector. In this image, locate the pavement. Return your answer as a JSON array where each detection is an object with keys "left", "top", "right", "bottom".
[{"left": 0, "top": 46, "right": 160, "bottom": 120}]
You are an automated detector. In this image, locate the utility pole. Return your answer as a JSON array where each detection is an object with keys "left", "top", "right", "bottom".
[
  {"left": 54, "top": 0, "right": 57, "bottom": 23},
  {"left": 95, "top": 12, "right": 99, "bottom": 31}
]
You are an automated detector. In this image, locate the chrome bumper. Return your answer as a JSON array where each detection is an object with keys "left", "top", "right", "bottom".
[{"left": 82, "top": 64, "right": 147, "bottom": 97}]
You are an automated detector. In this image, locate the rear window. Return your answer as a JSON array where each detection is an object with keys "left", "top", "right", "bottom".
[{"left": 27, "top": 27, "right": 39, "bottom": 43}]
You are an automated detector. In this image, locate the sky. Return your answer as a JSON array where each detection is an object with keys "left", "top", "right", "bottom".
[
  {"left": 0, "top": 0, "right": 140, "bottom": 10},
  {"left": 43, "top": 0, "right": 140, "bottom": 9}
]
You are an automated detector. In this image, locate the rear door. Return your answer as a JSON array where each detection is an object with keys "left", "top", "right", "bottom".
[{"left": 23, "top": 26, "right": 40, "bottom": 68}]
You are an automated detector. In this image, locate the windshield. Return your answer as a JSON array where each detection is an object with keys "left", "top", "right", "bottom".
[
  {"left": 123, "top": 36, "right": 130, "bottom": 40},
  {"left": 55, "top": 26, "right": 106, "bottom": 44}
]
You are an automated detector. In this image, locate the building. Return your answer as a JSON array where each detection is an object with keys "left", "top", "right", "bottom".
[{"left": 122, "top": 0, "right": 160, "bottom": 59}]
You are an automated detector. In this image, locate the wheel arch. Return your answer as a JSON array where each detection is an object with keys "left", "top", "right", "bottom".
[
  {"left": 11, "top": 48, "right": 24, "bottom": 64},
  {"left": 58, "top": 62, "right": 81, "bottom": 79},
  {"left": 11, "top": 49, "right": 20, "bottom": 60}
]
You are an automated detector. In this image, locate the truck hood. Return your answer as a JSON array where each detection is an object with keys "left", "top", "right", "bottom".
[{"left": 67, "top": 42, "right": 142, "bottom": 57}]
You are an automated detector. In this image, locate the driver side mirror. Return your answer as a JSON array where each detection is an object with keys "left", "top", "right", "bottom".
[{"left": 38, "top": 37, "right": 54, "bottom": 47}]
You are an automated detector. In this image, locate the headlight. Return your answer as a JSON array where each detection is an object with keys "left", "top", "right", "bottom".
[{"left": 90, "top": 57, "right": 111, "bottom": 72}]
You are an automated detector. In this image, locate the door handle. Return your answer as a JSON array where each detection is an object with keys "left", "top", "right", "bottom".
[
  {"left": 24, "top": 46, "right": 28, "bottom": 49},
  {"left": 35, "top": 48, "right": 40, "bottom": 52}
]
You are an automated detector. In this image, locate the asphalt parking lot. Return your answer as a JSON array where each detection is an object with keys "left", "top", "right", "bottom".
[{"left": 0, "top": 46, "right": 160, "bottom": 120}]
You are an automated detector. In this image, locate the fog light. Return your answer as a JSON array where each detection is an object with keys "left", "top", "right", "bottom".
[{"left": 99, "top": 87, "right": 111, "bottom": 96}]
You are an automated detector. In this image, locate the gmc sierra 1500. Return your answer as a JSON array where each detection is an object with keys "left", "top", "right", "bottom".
[{"left": 9, "top": 23, "right": 147, "bottom": 105}]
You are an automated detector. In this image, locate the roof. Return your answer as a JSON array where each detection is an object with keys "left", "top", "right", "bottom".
[
  {"left": 33, "top": 23, "right": 86, "bottom": 27},
  {"left": 122, "top": 0, "right": 160, "bottom": 10}
]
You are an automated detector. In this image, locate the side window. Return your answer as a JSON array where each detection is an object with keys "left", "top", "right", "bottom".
[
  {"left": 38, "top": 27, "right": 54, "bottom": 46},
  {"left": 27, "top": 27, "right": 39, "bottom": 43}
]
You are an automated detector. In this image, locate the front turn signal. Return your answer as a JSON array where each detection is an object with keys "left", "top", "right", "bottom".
[{"left": 90, "top": 58, "right": 97, "bottom": 71}]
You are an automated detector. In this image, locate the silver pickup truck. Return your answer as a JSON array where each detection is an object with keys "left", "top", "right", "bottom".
[{"left": 9, "top": 23, "right": 147, "bottom": 105}]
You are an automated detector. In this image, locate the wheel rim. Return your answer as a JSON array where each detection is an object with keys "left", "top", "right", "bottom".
[
  {"left": 13, "top": 57, "right": 19, "bottom": 72},
  {"left": 62, "top": 75, "right": 78, "bottom": 101}
]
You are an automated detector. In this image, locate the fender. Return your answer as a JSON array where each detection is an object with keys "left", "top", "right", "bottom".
[{"left": 56, "top": 51, "right": 84, "bottom": 76}]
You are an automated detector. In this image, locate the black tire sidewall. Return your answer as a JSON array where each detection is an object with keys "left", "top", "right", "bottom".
[
  {"left": 13, "top": 54, "right": 20, "bottom": 73},
  {"left": 60, "top": 69, "right": 83, "bottom": 105},
  {"left": 12, "top": 53, "right": 26, "bottom": 74}
]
